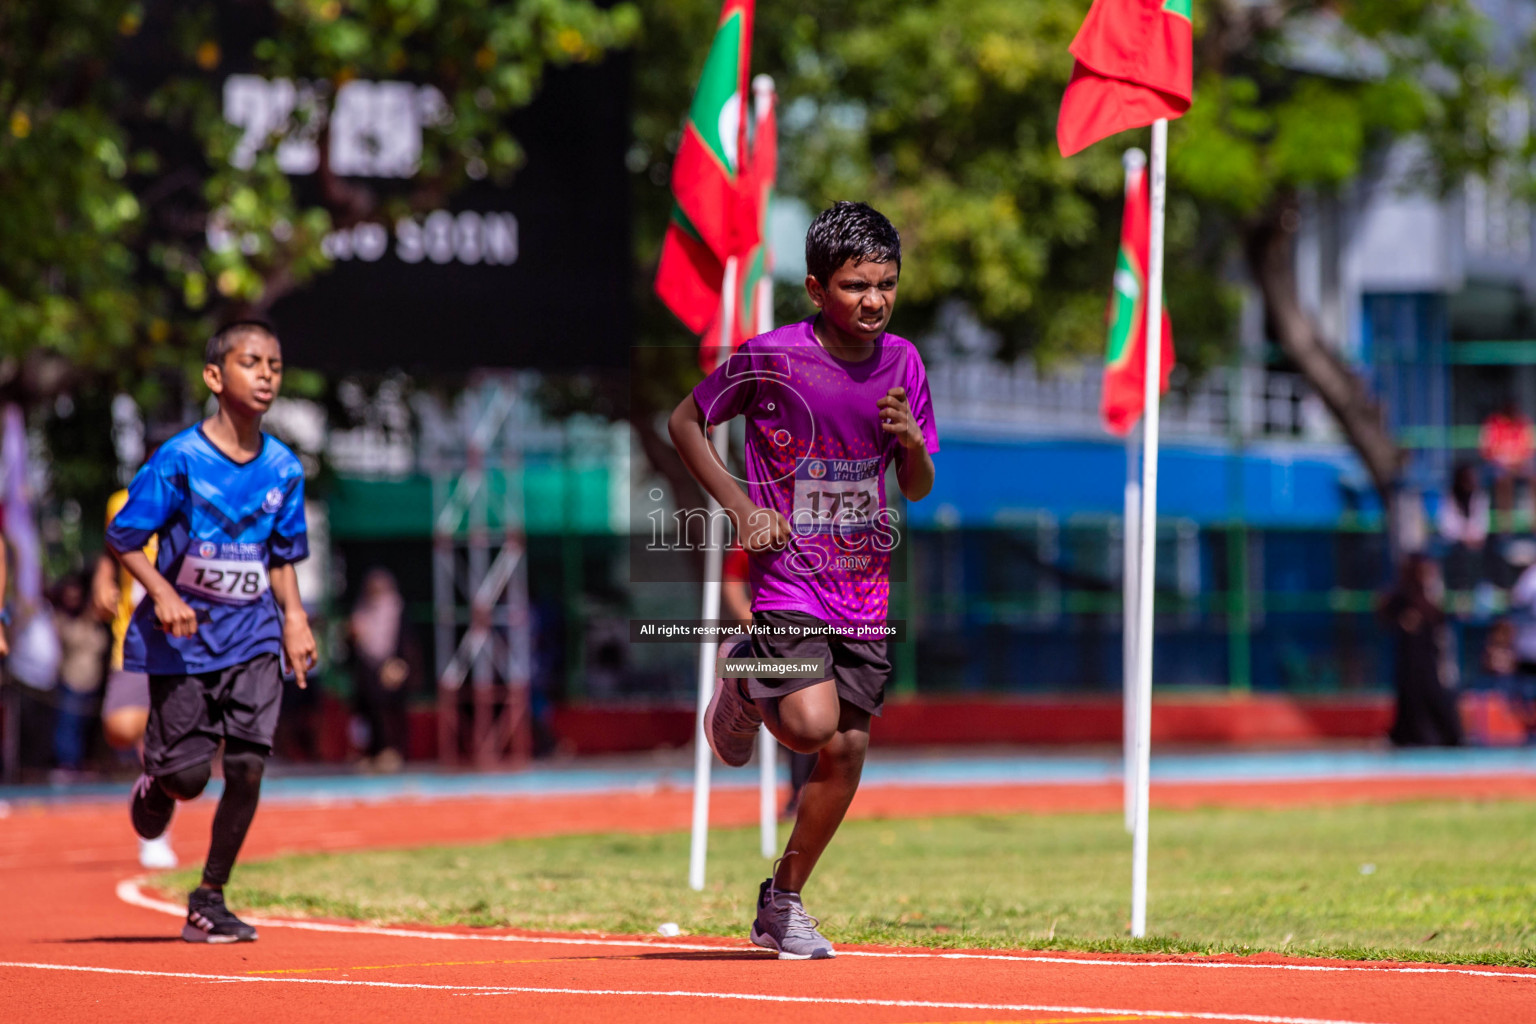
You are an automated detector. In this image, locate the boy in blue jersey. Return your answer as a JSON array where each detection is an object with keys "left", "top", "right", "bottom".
[{"left": 107, "top": 321, "right": 316, "bottom": 943}]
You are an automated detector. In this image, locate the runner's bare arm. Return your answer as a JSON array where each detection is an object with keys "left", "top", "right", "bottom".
[
  {"left": 270, "top": 563, "right": 316, "bottom": 689},
  {"left": 722, "top": 577, "right": 752, "bottom": 626},
  {"left": 878, "top": 387, "right": 935, "bottom": 501},
  {"left": 90, "top": 552, "right": 120, "bottom": 622},
  {"left": 111, "top": 546, "right": 198, "bottom": 638},
  {"left": 667, "top": 393, "right": 791, "bottom": 552}
]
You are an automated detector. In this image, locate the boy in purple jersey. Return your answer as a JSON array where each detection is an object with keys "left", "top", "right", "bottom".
[{"left": 669, "top": 202, "right": 939, "bottom": 959}]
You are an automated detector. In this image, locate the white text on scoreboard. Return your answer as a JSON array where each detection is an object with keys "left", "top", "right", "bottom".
[
  {"left": 320, "top": 211, "right": 519, "bottom": 266},
  {"left": 223, "top": 75, "right": 452, "bottom": 179}
]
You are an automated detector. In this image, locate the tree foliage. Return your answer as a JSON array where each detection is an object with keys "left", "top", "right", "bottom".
[
  {"left": 0, "top": 0, "right": 638, "bottom": 400},
  {"left": 629, "top": 0, "right": 1526, "bottom": 509},
  {"left": 632, "top": 0, "right": 1231, "bottom": 371},
  {"left": 1180, "top": 2, "right": 1516, "bottom": 213},
  {"left": 3, "top": 0, "right": 1528, "bottom": 526},
  {"left": 0, "top": 0, "right": 636, "bottom": 562},
  {"left": 1176, "top": 1, "right": 1523, "bottom": 503}
]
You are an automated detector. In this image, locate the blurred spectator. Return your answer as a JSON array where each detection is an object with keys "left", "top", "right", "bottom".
[
  {"left": 1479, "top": 618, "right": 1535, "bottom": 742},
  {"left": 1479, "top": 402, "right": 1535, "bottom": 470},
  {"left": 90, "top": 504, "right": 179, "bottom": 867},
  {"left": 347, "top": 568, "right": 417, "bottom": 771},
  {"left": 1505, "top": 543, "right": 1536, "bottom": 665},
  {"left": 51, "top": 575, "right": 107, "bottom": 775},
  {"left": 1379, "top": 554, "right": 1462, "bottom": 747},
  {"left": 274, "top": 605, "right": 324, "bottom": 763},
  {"left": 1436, "top": 461, "right": 1489, "bottom": 591},
  {"left": 1501, "top": 547, "right": 1536, "bottom": 740},
  {"left": 529, "top": 595, "right": 567, "bottom": 757},
  {"left": 1483, "top": 617, "right": 1518, "bottom": 678},
  {"left": 1480, "top": 403, "right": 1536, "bottom": 529}
]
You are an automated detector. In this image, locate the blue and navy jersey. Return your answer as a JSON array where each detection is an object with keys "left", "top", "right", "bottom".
[{"left": 106, "top": 425, "right": 308, "bottom": 675}]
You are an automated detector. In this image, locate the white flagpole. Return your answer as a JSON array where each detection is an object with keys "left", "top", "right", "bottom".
[
  {"left": 1120, "top": 148, "right": 1146, "bottom": 837},
  {"left": 1130, "top": 119, "right": 1168, "bottom": 937},
  {"left": 754, "top": 232, "right": 777, "bottom": 860},
  {"left": 752, "top": 73, "right": 779, "bottom": 861},
  {"left": 1122, "top": 427, "right": 1140, "bottom": 834},
  {"left": 756, "top": 250, "right": 777, "bottom": 857},
  {"left": 688, "top": 255, "right": 738, "bottom": 892}
]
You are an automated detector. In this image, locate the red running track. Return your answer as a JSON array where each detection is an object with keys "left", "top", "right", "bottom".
[{"left": 4, "top": 774, "right": 1535, "bottom": 1024}]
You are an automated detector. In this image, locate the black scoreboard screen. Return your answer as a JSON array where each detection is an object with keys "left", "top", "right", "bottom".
[
  {"left": 123, "top": 2, "right": 632, "bottom": 373},
  {"left": 264, "top": 60, "right": 631, "bottom": 373}
]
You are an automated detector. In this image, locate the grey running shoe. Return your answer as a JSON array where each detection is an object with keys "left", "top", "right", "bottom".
[
  {"left": 705, "top": 640, "right": 762, "bottom": 767},
  {"left": 750, "top": 876, "right": 836, "bottom": 960},
  {"left": 183, "top": 888, "right": 258, "bottom": 943}
]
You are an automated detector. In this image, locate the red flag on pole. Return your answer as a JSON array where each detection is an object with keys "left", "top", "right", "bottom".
[
  {"left": 697, "top": 80, "right": 776, "bottom": 372},
  {"left": 1057, "top": 0, "right": 1193, "bottom": 158},
  {"left": 666, "top": 0, "right": 756, "bottom": 260},
  {"left": 1101, "top": 151, "right": 1174, "bottom": 434},
  {"left": 656, "top": 206, "right": 722, "bottom": 336},
  {"left": 655, "top": 0, "right": 765, "bottom": 368}
]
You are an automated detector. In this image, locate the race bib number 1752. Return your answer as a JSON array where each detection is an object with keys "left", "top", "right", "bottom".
[{"left": 792, "top": 457, "right": 881, "bottom": 535}]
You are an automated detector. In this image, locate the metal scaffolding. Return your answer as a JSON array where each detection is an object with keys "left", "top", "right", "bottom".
[{"left": 415, "top": 375, "right": 533, "bottom": 769}]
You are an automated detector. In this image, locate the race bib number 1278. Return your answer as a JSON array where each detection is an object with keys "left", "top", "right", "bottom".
[{"left": 175, "top": 542, "right": 270, "bottom": 604}]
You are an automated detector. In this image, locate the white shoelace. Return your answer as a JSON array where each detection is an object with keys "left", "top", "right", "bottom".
[{"left": 765, "top": 852, "right": 824, "bottom": 940}]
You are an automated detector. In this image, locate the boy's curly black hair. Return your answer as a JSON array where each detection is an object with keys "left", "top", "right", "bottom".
[{"left": 805, "top": 201, "right": 901, "bottom": 286}]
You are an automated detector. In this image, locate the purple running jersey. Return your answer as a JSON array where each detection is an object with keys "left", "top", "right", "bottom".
[{"left": 691, "top": 318, "right": 940, "bottom": 624}]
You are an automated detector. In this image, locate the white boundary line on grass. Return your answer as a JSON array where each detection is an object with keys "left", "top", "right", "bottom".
[
  {"left": 0, "top": 960, "right": 1395, "bottom": 1024},
  {"left": 118, "top": 878, "right": 1536, "bottom": 983}
]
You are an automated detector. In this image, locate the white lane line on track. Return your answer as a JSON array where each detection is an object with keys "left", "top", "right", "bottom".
[
  {"left": 0, "top": 961, "right": 1394, "bottom": 1024},
  {"left": 117, "top": 878, "right": 1536, "bottom": 983}
]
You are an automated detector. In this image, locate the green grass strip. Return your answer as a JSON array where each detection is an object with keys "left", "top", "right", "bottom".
[{"left": 165, "top": 801, "right": 1536, "bottom": 967}]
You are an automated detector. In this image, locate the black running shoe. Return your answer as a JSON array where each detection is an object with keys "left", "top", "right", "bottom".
[
  {"left": 130, "top": 773, "right": 175, "bottom": 841},
  {"left": 183, "top": 888, "right": 258, "bottom": 943}
]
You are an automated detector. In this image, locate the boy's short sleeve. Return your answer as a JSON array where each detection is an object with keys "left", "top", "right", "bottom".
[
  {"left": 691, "top": 346, "right": 759, "bottom": 427},
  {"left": 904, "top": 346, "right": 941, "bottom": 454},
  {"left": 269, "top": 474, "right": 309, "bottom": 566},
  {"left": 104, "top": 454, "right": 183, "bottom": 553}
]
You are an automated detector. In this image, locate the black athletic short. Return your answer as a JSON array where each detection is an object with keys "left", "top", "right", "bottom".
[
  {"left": 743, "top": 609, "right": 890, "bottom": 716},
  {"left": 143, "top": 653, "right": 282, "bottom": 776}
]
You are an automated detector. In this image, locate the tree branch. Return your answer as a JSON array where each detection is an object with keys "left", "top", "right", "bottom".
[{"left": 1245, "top": 188, "right": 1404, "bottom": 502}]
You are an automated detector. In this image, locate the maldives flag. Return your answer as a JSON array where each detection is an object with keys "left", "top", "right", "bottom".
[
  {"left": 656, "top": 206, "right": 722, "bottom": 336},
  {"left": 1101, "top": 155, "right": 1174, "bottom": 435},
  {"left": 698, "top": 81, "right": 777, "bottom": 373},
  {"left": 656, "top": 0, "right": 762, "bottom": 362},
  {"left": 1057, "top": 0, "right": 1193, "bottom": 158},
  {"left": 669, "top": 0, "right": 756, "bottom": 260}
]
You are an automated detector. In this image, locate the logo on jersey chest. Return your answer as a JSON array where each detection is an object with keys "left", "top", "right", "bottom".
[{"left": 261, "top": 487, "right": 284, "bottom": 514}]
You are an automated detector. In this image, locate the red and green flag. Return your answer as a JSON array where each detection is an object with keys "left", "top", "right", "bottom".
[
  {"left": 667, "top": 0, "right": 756, "bottom": 260},
  {"left": 698, "top": 81, "right": 776, "bottom": 373},
  {"left": 1057, "top": 0, "right": 1193, "bottom": 158},
  {"left": 655, "top": 0, "right": 763, "bottom": 365},
  {"left": 656, "top": 205, "right": 722, "bottom": 337},
  {"left": 1101, "top": 155, "right": 1174, "bottom": 435}
]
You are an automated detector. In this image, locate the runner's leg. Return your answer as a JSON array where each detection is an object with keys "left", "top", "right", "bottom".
[
  {"left": 201, "top": 738, "right": 266, "bottom": 889},
  {"left": 767, "top": 696, "right": 870, "bottom": 892},
  {"left": 758, "top": 678, "right": 841, "bottom": 753}
]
